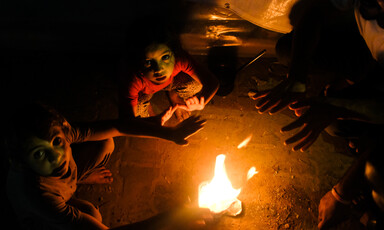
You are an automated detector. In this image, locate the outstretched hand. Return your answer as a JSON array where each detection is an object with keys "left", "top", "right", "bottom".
[
  {"left": 169, "top": 116, "right": 206, "bottom": 145},
  {"left": 251, "top": 76, "right": 306, "bottom": 114},
  {"left": 281, "top": 99, "right": 368, "bottom": 151}
]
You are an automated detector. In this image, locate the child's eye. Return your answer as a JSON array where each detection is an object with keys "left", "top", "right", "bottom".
[
  {"left": 144, "top": 60, "right": 152, "bottom": 68},
  {"left": 34, "top": 150, "right": 45, "bottom": 160},
  {"left": 162, "top": 54, "right": 170, "bottom": 61},
  {"left": 53, "top": 137, "right": 62, "bottom": 146}
]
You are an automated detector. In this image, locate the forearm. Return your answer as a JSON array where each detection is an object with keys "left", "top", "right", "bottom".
[
  {"left": 335, "top": 152, "right": 369, "bottom": 201},
  {"left": 83, "top": 119, "right": 172, "bottom": 142},
  {"left": 322, "top": 97, "right": 384, "bottom": 124}
]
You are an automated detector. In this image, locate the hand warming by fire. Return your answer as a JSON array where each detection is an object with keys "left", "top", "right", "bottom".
[{"left": 198, "top": 135, "right": 258, "bottom": 216}]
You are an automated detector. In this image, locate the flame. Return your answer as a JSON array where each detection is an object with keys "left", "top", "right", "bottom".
[
  {"left": 237, "top": 134, "right": 253, "bottom": 149},
  {"left": 247, "top": 167, "right": 259, "bottom": 180},
  {"left": 198, "top": 154, "right": 241, "bottom": 213}
]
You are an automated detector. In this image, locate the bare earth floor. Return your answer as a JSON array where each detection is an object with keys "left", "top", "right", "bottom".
[{"left": 52, "top": 56, "right": 354, "bottom": 230}]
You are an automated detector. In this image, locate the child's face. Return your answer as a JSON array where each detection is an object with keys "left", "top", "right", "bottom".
[
  {"left": 22, "top": 127, "right": 71, "bottom": 177},
  {"left": 141, "top": 43, "right": 175, "bottom": 84}
]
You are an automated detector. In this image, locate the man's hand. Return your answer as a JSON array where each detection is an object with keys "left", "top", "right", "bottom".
[
  {"left": 251, "top": 76, "right": 306, "bottom": 114},
  {"left": 318, "top": 190, "right": 350, "bottom": 229},
  {"left": 169, "top": 116, "right": 206, "bottom": 145},
  {"left": 281, "top": 100, "right": 367, "bottom": 151}
]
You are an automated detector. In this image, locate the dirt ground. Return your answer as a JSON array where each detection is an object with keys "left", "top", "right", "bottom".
[
  {"left": 2, "top": 12, "right": 360, "bottom": 229},
  {"left": 28, "top": 54, "right": 354, "bottom": 230}
]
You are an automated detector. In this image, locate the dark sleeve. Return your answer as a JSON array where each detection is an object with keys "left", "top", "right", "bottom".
[{"left": 68, "top": 124, "right": 93, "bottom": 144}]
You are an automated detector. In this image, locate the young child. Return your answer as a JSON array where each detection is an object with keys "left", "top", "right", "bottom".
[
  {"left": 4, "top": 102, "right": 206, "bottom": 229},
  {"left": 119, "top": 27, "right": 219, "bottom": 124}
]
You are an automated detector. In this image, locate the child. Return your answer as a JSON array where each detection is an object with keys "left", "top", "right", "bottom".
[
  {"left": 119, "top": 27, "right": 219, "bottom": 124},
  {"left": 5, "top": 102, "right": 207, "bottom": 229}
]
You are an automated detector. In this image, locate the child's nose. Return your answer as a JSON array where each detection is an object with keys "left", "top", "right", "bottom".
[
  {"left": 153, "top": 61, "right": 163, "bottom": 72},
  {"left": 47, "top": 150, "right": 62, "bottom": 164}
]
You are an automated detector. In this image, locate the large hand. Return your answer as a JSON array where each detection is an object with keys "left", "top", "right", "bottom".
[
  {"left": 281, "top": 100, "right": 367, "bottom": 151},
  {"left": 251, "top": 76, "right": 306, "bottom": 114},
  {"left": 318, "top": 191, "right": 350, "bottom": 229},
  {"left": 169, "top": 116, "right": 206, "bottom": 145}
]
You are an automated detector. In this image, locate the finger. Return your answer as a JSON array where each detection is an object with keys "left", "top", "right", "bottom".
[
  {"left": 185, "top": 99, "right": 192, "bottom": 106},
  {"left": 176, "top": 139, "right": 189, "bottom": 146},
  {"left": 281, "top": 117, "right": 306, "bottom": 132},
  {"left": 255, "top": 95, "right": 270, "bottom": 109},
  {"left": 289, "top": 100, "right": 310, "bottom": 109},
  {"left": 258, "top": 98, "right": 280, "bottom": 113},
  {"left": 200, "top": 97, "right": 205, "bottom": 105},
  {"left": 250, "top": 90, "right": 269, "bottom": 100},
  {"left": 193, "top": 96, "right": 199, "bottom": 104},
  {"left": 269, "top": 98, "right": 292, "bottom": 114},
  {"left": 284, "top": 125, "right": 311, "bottom": 146},
  {"left": 298, "top": 131, "right": 320, "bottom": 152},
  {"left": 101, "top": 171, "right": 113, "bottom": 177},
  {"left": 177, "top": 105, "right": 190, "bottom": 111}
]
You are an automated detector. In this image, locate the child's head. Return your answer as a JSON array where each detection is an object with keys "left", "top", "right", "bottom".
[
  {"left": 124, "top": 19, "right": 182, "bottom": 82},
  {"left": 141, "top": 42, "right": 176, "bottom": 84},
  {"left": 5, "top": 102, "right": 71, "bottom": 177}
]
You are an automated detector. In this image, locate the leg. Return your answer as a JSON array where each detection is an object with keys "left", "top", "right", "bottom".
[
  {"left": 168, "top": 72, "right": 202, "bottom": 121},
  {"left": 136, "top": 93, "right": 154, "bottom": 118},
  {"left": 67, "top": 198, "right": 102, "bottom": 222},
  {"left": 72, "top": 138, "right": 115, "bottom": 184}
]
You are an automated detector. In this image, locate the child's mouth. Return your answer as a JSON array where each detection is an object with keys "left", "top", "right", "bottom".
[
  {"left": 51, "top": 161, "right": 67, "bottom": 176},
  {"left": 155, "top": 76, "right": 167, "bottom": 82}
]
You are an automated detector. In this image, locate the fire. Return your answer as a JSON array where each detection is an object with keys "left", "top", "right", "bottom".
[
  {"left": 247, "top": 167, "right": 259, "bottom": 180},
  {"left": 237, "top": 134, "right": 253, "bottom": 149},
  {"left": 198, "top": 154, "right": 258, "bottom": 215},
  {"left": 198, "top": 154, "right": 241, "bottom": 214}
]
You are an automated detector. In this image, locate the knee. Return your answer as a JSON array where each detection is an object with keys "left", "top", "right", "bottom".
[
  {"left": 100, "top": 138, "right": 115, "bottom": 155},
  {"left": 70, "top": 199, "right": 102, "bottom": 222}
]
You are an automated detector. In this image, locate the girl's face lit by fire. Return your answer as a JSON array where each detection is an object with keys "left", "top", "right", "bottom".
[
  {"left": 140, "top": 43, "right": 175, "bottom": 85},
  {"left": 22, "top": 126, "right": 71, "bottom": 177}
]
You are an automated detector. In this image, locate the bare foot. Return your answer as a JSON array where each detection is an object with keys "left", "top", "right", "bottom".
[{"left": 78, "top": 167, "right": 113, "bottom": 184}]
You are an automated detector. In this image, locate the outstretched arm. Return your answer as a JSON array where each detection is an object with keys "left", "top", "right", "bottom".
[{"left": 75, "top": 116, "right": 206, "bottom": 145}]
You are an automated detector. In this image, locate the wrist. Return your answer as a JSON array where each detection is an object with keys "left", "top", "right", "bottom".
[{"left": 331, "top": 186, "right": 351, "bottom": 205}]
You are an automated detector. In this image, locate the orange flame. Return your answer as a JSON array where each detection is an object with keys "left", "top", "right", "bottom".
[
  {"left": 198, "top": 154, "right": 241, "bottom": 213},
  {"left": 237, "top": 134, "right": 253, "bottom": 149}
]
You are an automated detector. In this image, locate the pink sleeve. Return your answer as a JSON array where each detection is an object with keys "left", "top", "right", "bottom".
[
  {"left": 175, "top": 53, "right": 196, "bottom": 77},
  {"left": 120, "top": 76, "right": 144, "bottom": 107}
]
